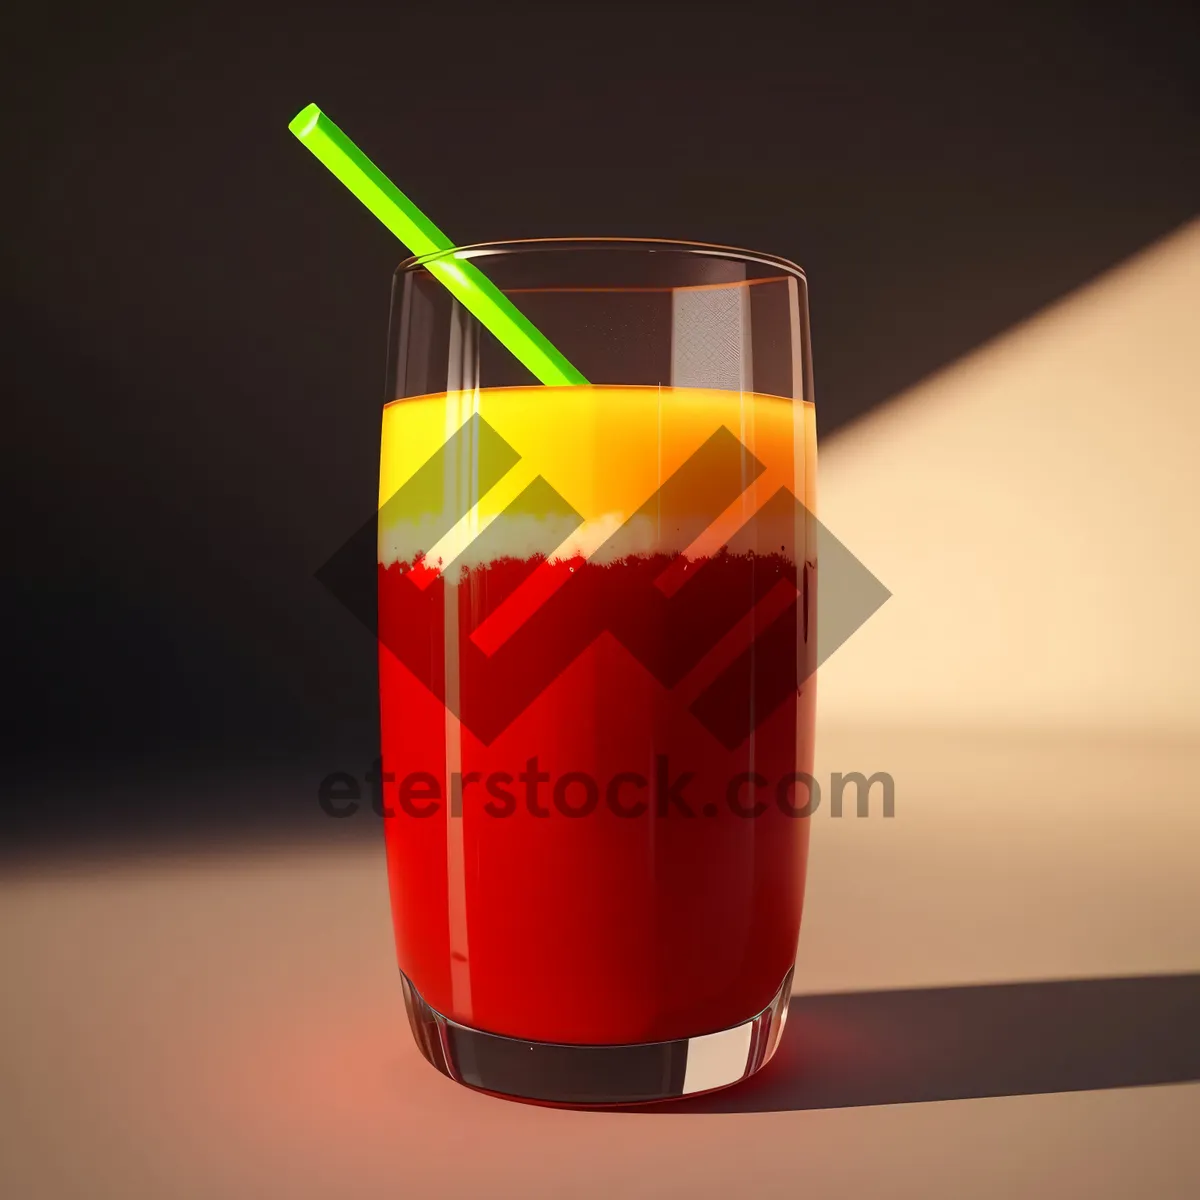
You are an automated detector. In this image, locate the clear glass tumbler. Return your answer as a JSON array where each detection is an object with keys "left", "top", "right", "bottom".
[{"left": 376, "top": 239, "right": 817, "bottom": 1105}]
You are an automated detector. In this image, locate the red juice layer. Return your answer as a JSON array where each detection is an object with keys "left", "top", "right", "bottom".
[{"left": 379, "top": 552, "right": 814, "bottom": 1045}]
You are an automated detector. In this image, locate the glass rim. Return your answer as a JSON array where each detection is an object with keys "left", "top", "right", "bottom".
[{"left": 397, "top": 237, "right": 806, "bottom": 280}]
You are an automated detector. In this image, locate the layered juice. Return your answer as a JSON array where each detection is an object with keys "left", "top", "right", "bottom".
[{"left": 378, "top": 384, "right": 817, "bottom": 1044}]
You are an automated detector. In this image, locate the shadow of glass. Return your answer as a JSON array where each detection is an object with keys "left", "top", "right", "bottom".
[{"left": 636, "top": 973, "right": 1200, "bottom": 1114}]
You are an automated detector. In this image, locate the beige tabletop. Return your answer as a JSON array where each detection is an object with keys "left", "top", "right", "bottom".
[{"left": 3, "top": 724, "right": 1198, "bottom": 1199}]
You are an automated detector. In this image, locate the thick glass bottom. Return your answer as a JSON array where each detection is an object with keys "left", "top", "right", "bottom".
[{"left": 400, "top": 966, "right": 794, "bottom": 1106}]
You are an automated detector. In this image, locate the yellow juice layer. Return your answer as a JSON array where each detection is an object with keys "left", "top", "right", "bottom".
[{"left": 379, "top": 385, "right": 816, "bottom": 568}]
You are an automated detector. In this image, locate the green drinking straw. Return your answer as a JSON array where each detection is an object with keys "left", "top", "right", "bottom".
[{"left": 288, "top": 103, "right": 588, "bottom": 387}]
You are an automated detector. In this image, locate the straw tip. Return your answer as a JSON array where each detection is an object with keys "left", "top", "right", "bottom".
[{"left": 289, "top": 104, "right": 323, "bottom": 139}]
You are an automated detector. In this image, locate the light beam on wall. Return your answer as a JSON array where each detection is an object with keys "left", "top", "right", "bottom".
[{"left": 817, "top": 219, "right": 1200, "bottom": 737}]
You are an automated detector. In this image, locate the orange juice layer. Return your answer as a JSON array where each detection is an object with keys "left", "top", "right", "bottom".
[{"left": 379, "top": 385, "right": 816, "bottom": 570}]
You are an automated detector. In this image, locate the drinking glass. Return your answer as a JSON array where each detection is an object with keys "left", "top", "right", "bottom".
[{"left": 376, "top": 238, "right": 817, "bottom": 1105}]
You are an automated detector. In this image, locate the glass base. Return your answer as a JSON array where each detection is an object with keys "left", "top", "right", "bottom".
[{"left": 400, "top": 966, "right": 794, "bottom": 1106}]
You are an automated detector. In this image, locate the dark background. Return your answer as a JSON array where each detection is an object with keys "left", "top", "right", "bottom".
[{"left": 3, "top": 2, "right": 1197, "bottom": 852}]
